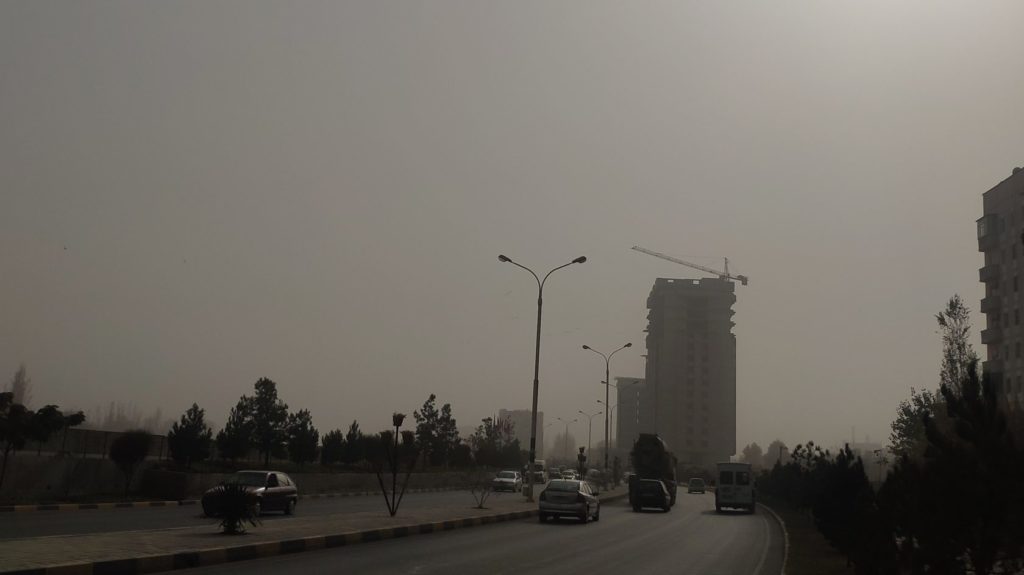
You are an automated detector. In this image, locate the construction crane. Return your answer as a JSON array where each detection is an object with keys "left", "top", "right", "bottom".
[{"left": 632, "top": 245, "right": 749, "bottom": 286}]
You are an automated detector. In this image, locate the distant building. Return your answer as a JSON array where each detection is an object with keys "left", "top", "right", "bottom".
[
  {"left": 644, "top": 277, "right": 737, "bottom": 466},
  {"left": 498, "top": 408, "right": 544, "bottom": 458},
  {"left": 978, "top": 166, "right": 1024, "bottom": 408},
  {"left": 614, "top": 377, "right": 648, "bottom": 450}
]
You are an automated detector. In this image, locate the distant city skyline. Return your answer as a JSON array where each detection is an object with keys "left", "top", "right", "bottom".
[{"left": 4, "top": 1, "right": 1020, "bottom": 452}]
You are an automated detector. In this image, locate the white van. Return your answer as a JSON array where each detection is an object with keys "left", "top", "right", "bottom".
[
  {"left": 715, "top": 462, "right": 755, "bottom": 513},
  {"left": 530, "top": 459, "right": 548, "bottom": 484}
]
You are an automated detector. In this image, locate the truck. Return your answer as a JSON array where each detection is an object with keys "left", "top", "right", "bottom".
[{"left": 628, "top": 433, "right": 678, "bottom": 509}]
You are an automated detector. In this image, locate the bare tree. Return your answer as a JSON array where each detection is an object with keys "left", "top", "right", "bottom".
[{"left": 466, "top": 468, "right": 496, "bottom": 509}]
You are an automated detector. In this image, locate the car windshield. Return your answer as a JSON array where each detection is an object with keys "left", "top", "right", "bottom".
[
  {"left": 227, "top": 472, "right": 267, "bottom": 487},
  {"left": 546, "top": 480, "right": 580, "bottom": 492},
  {"left": 690, "top": 479, "right": 704, "bottom": 486},
  {"left": 496, "top": 472, "right": 516, "bottom": 479}
]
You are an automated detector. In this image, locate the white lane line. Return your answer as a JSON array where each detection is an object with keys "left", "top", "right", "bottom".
[
  {"left": 753, "top": 509, "right": 771, "bottom": 575},
  {"left": 758, "top": 504, "right": 789, "bottom": 575}
]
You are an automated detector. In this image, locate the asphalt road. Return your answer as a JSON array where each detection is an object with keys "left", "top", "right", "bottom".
[
  {"left": 0, "top": 490, "right": 500, "bottom": 540},
  {"left": 184, "top": 493, "right": 784, "bottom": 575}
]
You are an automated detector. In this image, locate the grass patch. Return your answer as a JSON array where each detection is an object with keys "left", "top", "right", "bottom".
[{"left": 762, "top": 497, "right": 854, "bottom": 575}]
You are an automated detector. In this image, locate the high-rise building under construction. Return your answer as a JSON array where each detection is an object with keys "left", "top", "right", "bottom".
[{"left": 644, "top": 277, "right": 737, "bottom": 466}]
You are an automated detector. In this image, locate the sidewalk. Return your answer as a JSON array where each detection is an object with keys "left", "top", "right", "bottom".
[{"left": 0, "top": 488, "right": 627, "bottom": 574}]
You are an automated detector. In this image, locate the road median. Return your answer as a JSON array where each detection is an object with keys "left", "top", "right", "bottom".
[
  {"left": 0, "top": 487, "right": 460, "bottom": 513},
  {"left": 0, "top": 488, "right": 626, "bottom": 574}
]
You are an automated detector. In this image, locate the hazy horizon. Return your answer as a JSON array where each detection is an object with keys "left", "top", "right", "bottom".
[{"left": 3, "top": 1, "right": 1022, "bottom": 454}]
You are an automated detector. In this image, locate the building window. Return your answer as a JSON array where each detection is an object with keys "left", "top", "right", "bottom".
[
  {"left": 1016, "top": 342, "right": 1020, "bottom": 359},
  {"left": 1016, "top": 276, "right": 1020, "bottom": 292},
  {"left": 1016, "top": 309, "right": 1020, "bottom": 326}
]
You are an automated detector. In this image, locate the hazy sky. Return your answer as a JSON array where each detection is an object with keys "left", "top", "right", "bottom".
[{"left": 3, "top": 1, "right": 1022, "bottom": 453}]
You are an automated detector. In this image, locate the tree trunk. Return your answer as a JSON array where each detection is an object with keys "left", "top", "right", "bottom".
[
  {"left": 124, "top": 467, "right": 133, "bottom": 499},
  {"left": 0, "top": 446, "right": 11, "bottom": 488}
]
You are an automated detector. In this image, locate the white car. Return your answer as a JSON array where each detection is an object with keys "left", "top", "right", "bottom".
[{"left": 491, "top": 470, "right": 523, "bottom": 492}]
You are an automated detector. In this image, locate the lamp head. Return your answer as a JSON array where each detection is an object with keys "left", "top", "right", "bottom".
[
  {"left": 498, "top": 254, "right": 510, "bottom": 262},
  {"left": 572, "top": 256, "right": 587, "bottom": 264}
]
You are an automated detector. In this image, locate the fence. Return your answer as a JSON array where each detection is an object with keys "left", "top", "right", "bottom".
[{"left": 24, "top": 427, "right": 168, "bottom": 460}]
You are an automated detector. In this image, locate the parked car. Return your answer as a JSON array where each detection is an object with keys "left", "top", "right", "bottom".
[
  {"left": 687, "top": 477, "right": 706, "bottom": 494},
  {"left": 202, "top": 470, "right": 298, "bottom": 517},
  {"left": 561, "top": 470, "right": 578, "bottom": 480},
  {"left": 491, "top": 470, "right": 523, "bottom": 492},
  {"left": 538, "top": 479, "right": 600, "bottom": 523},
  {"left": 632, "top": 478, "right": 671, "bottom": 512}
]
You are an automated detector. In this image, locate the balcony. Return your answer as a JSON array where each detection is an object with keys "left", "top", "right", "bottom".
[
  {"left": 979, "top": 264, "right": 1001, "bottom": 283},
  {"left": 983, "top": 359, "right": 1004, "bottom": 375},
  {"left": 980, "top": 296, "right": 1001, "bottom": 314},
  {"left": 977, "top": 214, "right": 998, "bottom": 252},
  {"left": 981, "top": 329, "right": 1003, "bottom": 345}
]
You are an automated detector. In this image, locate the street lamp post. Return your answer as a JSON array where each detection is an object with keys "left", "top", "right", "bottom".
[
  {"left": 499, "top": 254, "right": 586, "bottom": 502},
  {"left": 556, "top": 417, "right": 577, "bottom": 461},
  {"left": 577, "top": 410, "right": 602, "bottom": 462},
  {"left": 582, "top": 343, "right": 632, "bottom": 470},
  {"left": 596, "top": 400, "right": 616, "bottom": 449}
]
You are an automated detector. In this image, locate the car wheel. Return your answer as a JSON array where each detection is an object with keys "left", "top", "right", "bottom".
[
  {"left": 284, "top": 499, "right": 296, "bottom": 515},
  {"left": 539, "top": 512, "right": 547, "bottom": 523},
  {"left": 633, "top": 505, "right": 641, "bottom": 512}
]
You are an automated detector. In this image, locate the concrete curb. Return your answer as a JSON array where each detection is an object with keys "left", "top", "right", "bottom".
[
  {"left": 0, "top": 490, "right": 628, "bottom": 575},
  {"left": 0, "top": 487, "right": 460, "bottom": 513},
  {"left": 758, "top": 503, "right": 789, "bottom": 575}
]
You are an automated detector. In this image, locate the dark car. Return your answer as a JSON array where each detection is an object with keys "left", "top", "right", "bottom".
[
  {"left": 538, "top": 479, "right": 601, "bottom": 523},
  {"left": 632, "top": 479, "right": 671, "bottom": 512},
  {"left": 202, "top": 470, "right": 298, "bottom": 517}
]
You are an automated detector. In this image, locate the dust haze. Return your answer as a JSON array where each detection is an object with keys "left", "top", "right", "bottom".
[{"left": 3, "top": 1, "right": 1022, "bottom": 452}]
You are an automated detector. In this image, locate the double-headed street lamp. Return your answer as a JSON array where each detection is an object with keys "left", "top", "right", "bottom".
[
  {"left": 577, "top": 410, "right": 602, "bottom": 462},
  {"left": 556, "top": 417, "right": 577, "bottom": 461},
  {"left": 499, "top": 254, "right": 586, "bottom": 501},
  {"left": 581, "top": 342, "right": 632, "bottom": 470},
  {"left": 599, "top": 378, "right": 640, "bottom": 450},
  {"left": 596, "top": 400, "right": 616, "bottom": 450}
]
